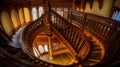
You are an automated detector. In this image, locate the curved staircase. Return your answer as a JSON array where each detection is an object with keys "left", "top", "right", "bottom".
[{"left": 0, "top": 8, "right": 120, "bottom": 67}]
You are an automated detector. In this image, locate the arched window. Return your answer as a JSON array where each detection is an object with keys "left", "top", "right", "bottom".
[
  {"left": 38, "top": 7, "right": 44, "bottom": 17},
  {"left": 23, "top": 7, "right": 31, "bottom": 23},
  {"left": 38, "top": 45, "right": 44, "bottom": 53},
  {"left": 11, "top": 9, "right": 20, "bottom": 29},
  {"left": 44, "top": 44, "right": 48, "bottom": 52},
  {"left": 18, "top": 8, "right": 25, "bottom": 25},
  {"left": 32, "top": 7, "right": 37, "bottom": 20},
  {"left": 1, "top": 11, "right": 14, "bottom": 36},
  {"left": 33, "top": 47, "right": 39, "bottom": 58}
]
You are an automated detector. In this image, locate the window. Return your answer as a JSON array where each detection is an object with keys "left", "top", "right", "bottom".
[
  {"left": 38, "top": 45, "right": 44, "bottom": 53},
  {"left": 38, "top": 7, "right": 44, "bottom": 17},
  {"left": 33, "top": 47, "right": 39, "bottom": 57},
  {"left": 64, "top": 8, "right": 68, "bottom": 12},
  {"left": 44, "top": 44, "right": 48, "bottom": 52},
  {"left": 113, "top": 11, "right": 120, "bottom": 21},
  {"left": 32, "top": 7, "right": 37, "bottom": 20},
  {"left": 56, "top": 8, "right": 61, "bottom": 15}
]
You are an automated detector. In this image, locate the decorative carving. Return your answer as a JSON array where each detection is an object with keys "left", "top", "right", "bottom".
[
  {"left": 72, "top": 0, "right": 88, "bottom": 11},
  {"left": 98, "top": 0, "right": 104, "bottom": 10},
  {"left": 88, "top": 0, "right": 93, "bottom": 10},
  {"left": 82, "top": 0, "right": 87, "bottom": 11}
]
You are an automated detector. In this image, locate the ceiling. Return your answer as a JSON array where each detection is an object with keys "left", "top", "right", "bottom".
[{"left": 0, "top": 0, "right": 116, "bottom": 10}]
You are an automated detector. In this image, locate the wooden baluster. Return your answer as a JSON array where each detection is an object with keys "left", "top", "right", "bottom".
[
  {"left": 66, "top": 26, "right": 70, "bottom": 40},
  {"left": 62, "top": 23, "right": 67, "bottom": 36},
  {"left": 53, "top": 14, "right": 56, "bottom": 26},
  {"left": 95, "top": 22, "right": 99, "bottom": 32},
  {"left": 110, "top": 28, "right": 118, "bottom": 41},
  {"left": 59, "top": 20, "right": 62, "bottom": 32},
  {"left": 85, "top": 18, "right": 88, "bottom": 28},
  {"left": 75, "top": 35, "right": 82, "bottom": 50},
  {"left": 74, "top": 33, "right": 80, "bottom": 47},
  {"left": 76, "top": 37, "right": 84, "bottom": 53},
  {"left": 107, "top": 28, "right": 116, "bottom": 41},
  {"left": 88, "top": 19, "right": 91, "bottom": 28},
  {"left": 91, "top": 20, "right": 95, "bottom": 30},
  {"left": 69, "top": 27, "right": 73, "bottom": 42},
  {"left": 66, "top": 27, "right": 71, "bottom": 40},
  {"left": 77, "top": 39, "right": 86, "bottom": 54},
  {"left": 71, "top": 30, "right": 77, "bottom": 45},
  {"left": 102, "top": 25, "right": 106, "bottom": 36},
  {"left": 99, "top": 24, "right": 104, "bottom": 35},
  {"left": 54, "top": 16, "right": 57, "bottom": 27},
  {"left": 89, "top": 19, "right": 92, "bottom": 29},
  {"left": 62, "top": 23, "right": 66, "bottom": 36},
  {"left": 67, "top": 27, "right": 71, "bottom": 41},
  {"left": 104, "top": 27, "right": 110, "bottom": 39},
  {"left": 55, "top": 17, "right": 59, "bottom": 29},
  {"left": 61, "top": 22, "right": 65, "bottom": 34},
  {"left": 70, "top": 30, "right": 76, "bottom": 46},
  {"left": 93, "top": 20, "right": 96, "bottom": 31},
  {"left": 98, "top": 24, "right": 102, "bottom": 34},
  {"left": 58, "top": 18, "right": 61, "bottom": 29},
  {"left": 69, "top": 28, "right": 74, "bottom": 44}
]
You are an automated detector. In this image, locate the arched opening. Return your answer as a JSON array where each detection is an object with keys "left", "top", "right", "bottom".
[
  {"left": 32, "top": 7, "right": 38, "bottom": 20},
  {"left": 1, "top": 11, "right": 14, "bottom": 36},
  {"left": 18, "top": 8, "right": 25, "bottom": 25},
  {"left": 38, "top": 6, "right": 44, "bottom": 17},
  {"left": 33, "top": 47, "right": 40, "bottom": 58},
  {"left": 11, "top": 9, "right": 20, "bottom": 30},
  {"left": 38, "top": 45, "right": 44, "bottom": 54},
  {"left": 23, "top": 7, "right": 31, "bottom": 23}
]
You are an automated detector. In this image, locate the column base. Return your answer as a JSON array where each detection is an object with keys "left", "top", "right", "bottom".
[{"left": 49, "top": 56, "right": 53, "bottom": 60}]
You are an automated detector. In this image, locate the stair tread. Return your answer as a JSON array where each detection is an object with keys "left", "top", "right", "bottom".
[{"left": 88, "top": 59, "right": 100, "bottom": 62}]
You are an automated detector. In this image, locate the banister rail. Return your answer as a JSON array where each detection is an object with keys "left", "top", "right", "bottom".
[
  {"left": 50, "top": 9, "right": 92, "bottom": 62},
  {"left": 69, "top": 10, "right": 120, "bottom": 43}
]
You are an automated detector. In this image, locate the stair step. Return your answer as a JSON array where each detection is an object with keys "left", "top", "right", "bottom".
[
  {"left": 91, "top": 54, "right": 102, "bottom": 58},
  {"left": 89, "top": 56, "right": 102, "bottom": 60},
  {"left": 93, "top": 48, "right": 102, "bottom": 51},
  {"left": 88, "top": 59, "right": 100, "bottom": 63},
  {"left": 92, "top": 51, "right": 101, "bottom": 53},
  {"left": 93, "top": 44, "right": 99, "bottom": 47},
  {"left": 91, "top": 52, "right": 101, "bottom": 55},
  {"left": 82, "top": 60, "right": 96, "bottom": 66}
]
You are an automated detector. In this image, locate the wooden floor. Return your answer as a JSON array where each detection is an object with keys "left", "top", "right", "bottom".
[{"left": 40, "top": 53, "right": 73, "bottom": 65}]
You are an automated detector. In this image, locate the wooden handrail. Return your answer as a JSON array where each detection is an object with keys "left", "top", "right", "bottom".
[{"left": 69, "top": 10, "right": 120, "bottom": 43}]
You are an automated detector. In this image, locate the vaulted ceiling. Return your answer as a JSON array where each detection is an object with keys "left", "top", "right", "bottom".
[{"left": 0, "top": 0, "right": 116, "bottom": 10}]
